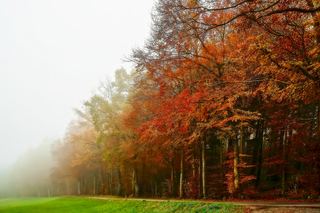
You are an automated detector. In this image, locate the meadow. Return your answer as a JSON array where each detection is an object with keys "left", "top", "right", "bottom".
[{"left": 0, "top": 197, "right": 243, "bottom": 213}]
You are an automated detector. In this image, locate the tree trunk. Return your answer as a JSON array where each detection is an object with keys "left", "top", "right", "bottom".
[
  {"left": 240, "top": 126, "right": 244, "bottom": 154},
  {"left": 66, "top": 179, "right": 70, "bottom": 195},
  {"left": 132, "top": 167, "right": 139, "bottom": 197},
  {"left": 170, "top": 159, "right": 174, "bottom": 196},
  {"left": 192, "top": 154, "right": 196, "bottom": 179},
  {"left": 99, "top": 167, "right": 104, "bottom": 195},
  {"left": 281, "top": 128, "right": 287, "bottom": 196},
  {"left": 77, "top": 180, "right": 81, "bottom": 195},
  {"left": 179, "top": 149, "right": 184, "bottom": 198},
  {"left": 317, "top": 103, "right": 320, "bottom": 137},
  {"left": 110, "top": 171, "right": 113, "bottom": 195},
  {"left": 255, "top": 121, "right": 264, "bottom": 187},
  {"left": 155, "top": 182, "right": 158, "bottom": 197},
  {"left": 199, "top": 151, "right": 202, "bottom": 198},
  {"left": 201, "top": 140, "right": 206, "bottom": 198},
  {"left": 117, "top": 167, "right": 122, "bottom": 196},
  {"left": 234, "top": 139, "right": 240, "bottom": 194},
  {"left": 132, "top": 168, "right": 135, "bottom": 196},
  {"left": 317, "top": 104, "right": 320, "bottom": 192},
  {"left": 47, "top": 186, "right": 51, "bottom": 197},
  {"left": 93, "top": 175, "right": 96, "bottom": 195}
]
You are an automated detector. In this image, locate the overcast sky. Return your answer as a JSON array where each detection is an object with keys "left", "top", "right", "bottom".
[{"left": 0, "top": 0, "right": 155, "bottom": 169}]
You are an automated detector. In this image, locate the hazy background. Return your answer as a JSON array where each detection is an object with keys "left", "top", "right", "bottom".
[{"left": 0, "top": 0, "right": 155, "bottom": 170}]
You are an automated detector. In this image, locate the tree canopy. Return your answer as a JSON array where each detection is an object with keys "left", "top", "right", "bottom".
[{"left": 50, "top": 0, "right": 320, "bottom": 199}]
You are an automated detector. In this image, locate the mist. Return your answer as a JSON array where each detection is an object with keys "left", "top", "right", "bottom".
[
  {"left": 0, "top": 0, "right": 154, "bottom": 197},
  {"left": 0, "top": 0, "right": 154, "bottom": 185},
  {"left": 0, "top": 141, "right": 55, "bottom": 197}
]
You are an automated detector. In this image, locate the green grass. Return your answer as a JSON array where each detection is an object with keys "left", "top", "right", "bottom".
[{"left": 0, "top": 197, "right": 243, "bottom": 213}]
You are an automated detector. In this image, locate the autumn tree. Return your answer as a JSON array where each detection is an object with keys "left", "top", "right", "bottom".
[{"left": 52, "top": 0, "right": 320, "bottom": 199}]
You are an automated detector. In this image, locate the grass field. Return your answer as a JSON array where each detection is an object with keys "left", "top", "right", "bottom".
[{"left": 0, "top": 197, "right": 243, "bottom": 213}]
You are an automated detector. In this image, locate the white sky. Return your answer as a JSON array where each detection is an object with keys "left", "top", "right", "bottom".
[{"left": 0, "top": 0, "right": 155, "bottom": 169}]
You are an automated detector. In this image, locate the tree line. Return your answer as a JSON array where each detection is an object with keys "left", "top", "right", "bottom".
[{"left": 51, "top": 0, "right": 320, "bottom": 199}]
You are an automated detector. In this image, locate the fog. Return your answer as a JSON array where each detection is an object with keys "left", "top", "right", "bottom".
[
  {"left": 0, "top": 0, "right": 154, "bottom": 166},
  {"left": 0, "top": 0, "right": 154, "bottom": 194},
  {"left": 0, "top": 141, "right": 55, "bottom": 197}
]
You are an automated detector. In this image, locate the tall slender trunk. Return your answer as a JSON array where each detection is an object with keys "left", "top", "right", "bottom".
[
  {"left": 132, "top": 167, "right": 139, "bottom": 197},
  {"left": 93, "top": 175, "right": 96, "bottom": 195},
  {"left": 234, "top": 139, "right": 240, "bottom": 193},
  {"left": 117, "top": 167, "right": 122, "bottom": 196},
  {"left": 77, "top": 180, "right": 81, "bottom": 195},
  {"left": 99, "top": 167, "right": 104, "bottom": 195},
  {"left": 317, "top": 103, "right": 320, "bottom": 137},
  {"left": 220, "top": 140, "right": 224, "bottom": 166},
  {"left": 317, "top": 104, "right": 320, "bottom": 192},
  {"left": 239, "top": 126, "right": 246, "bottom": 190},
  {"left": 281, "top": 128, "right": 287, "bottom": 196},
  {"left": 220, "top": 139, "right": 225, "bottom": 185},
  {"left": 192, "top": 154, "right": 196, "bottom": 179},
  {"left": 201, "top": 140, "right": 206, "bottom": 198},
  {"left": 155, "top": 182, "right": 158, "bottom": 197},
  {"left": 179, "top": 149, "right": 184, "bottom": 198},
  {"left": 66, "top": 179, "right": 70, "bottom": 195},
  {"left": 170, "top": 159, "right": 174, "bottom": 196},
  {"left": 132, "top": 168, "right": 135, "bottom": 196},
  {"left": 47, "top": 186, "right": 51, "bottom": 197},
  {"left": 240, "top": 126, "right": 244, "bottom": 154},
  {"left": 255, "top": 121, "right": 264, "bottom": 187},
  {"left": 109, "top": 170, "right": 113, "bottom": 195},
  {"left": 199, "top": 151, "right": 202, "bottom": 198},
  {"left": 191, "top": 152, "right": 197, "bottom": 198}
]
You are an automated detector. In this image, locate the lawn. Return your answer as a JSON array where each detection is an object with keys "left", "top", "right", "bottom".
[{"left": 0, "top": 197, "right": 243, "bottom": 213}]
